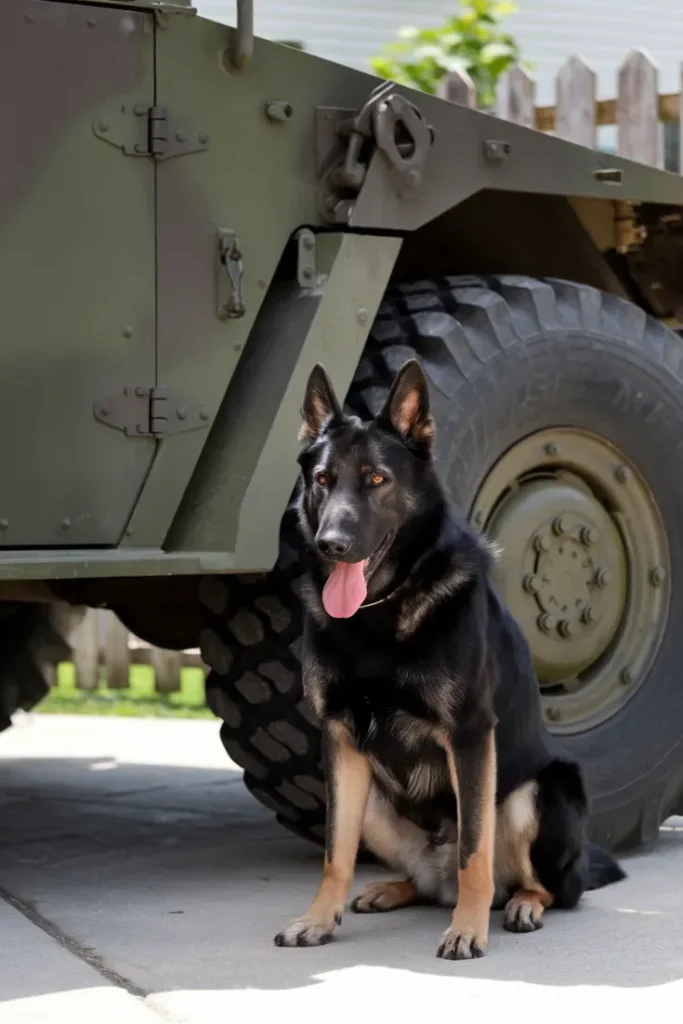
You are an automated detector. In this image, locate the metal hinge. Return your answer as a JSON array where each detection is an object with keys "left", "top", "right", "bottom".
[
  {"left": 93, "top": 105, "right": 210, "bottom": 161},
  {"left": 94, "top": 386, "right": 211, "bottom": 438}
]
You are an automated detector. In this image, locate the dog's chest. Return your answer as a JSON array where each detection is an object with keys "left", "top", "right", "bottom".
[{"left": 324, "top": 674, "right": 451, "bottom": 803}]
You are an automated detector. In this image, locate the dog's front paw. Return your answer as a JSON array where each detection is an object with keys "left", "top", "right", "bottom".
[
  {"left": 274, "top": 913, "right": 341, "bottom": 948},
  {"left": 436, "top": 926, "right": 486, "bottom": 961}
]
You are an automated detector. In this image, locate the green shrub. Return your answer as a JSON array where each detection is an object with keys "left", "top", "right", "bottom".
[{"left": 370, "top": 1, "right": 522, "bottom": 110}]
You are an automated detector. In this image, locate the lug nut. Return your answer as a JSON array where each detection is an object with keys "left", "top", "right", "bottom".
[
  {"left": 534, "top": 533, "right": 551, "bottom": 553},
  {"left": 544, "top": 442, "right": 559, "bottom": 457},
  {"left": 580, "top": 526, "right": 598, "bottom": 547},
  {"left": 620, "top": 667, "right": 633, "bottom": 686},
  {"left": 557, "top": 619, "right": 573, "bottom": 638},
  {"left": 650, "top": 565, "right": 666, "bottom": 587},
  {"left": 537, "top": 613, "right": 557, "bottom": 634},
  {"left": 594, "top": 568, "right": 612, "bottom": 588},
  {"left": 581, "top": 604, "right": 596, "bottom": 624},
  {"left": 523, "top": 574, "right": 543, "bottom": 594},
  {"left": 552, "top": 515, "right": 568, "bottom": 536},
  {"left": 614, "top": 465, "right": 629, "bottom": 484}
]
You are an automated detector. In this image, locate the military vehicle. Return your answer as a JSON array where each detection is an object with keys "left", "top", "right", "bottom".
[{"left": 4, "top": 0, "right": 683, "bottom": 853}]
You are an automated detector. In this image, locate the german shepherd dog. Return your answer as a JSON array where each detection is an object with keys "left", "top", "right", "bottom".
[{"left": 274, "top": 359, "right": 625, "bottom": 960}]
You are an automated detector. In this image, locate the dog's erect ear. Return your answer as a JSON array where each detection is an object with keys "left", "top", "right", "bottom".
[
  {"left": 379, "top": 359, "right": 434, "bottom": 449},
  {"left": 299, "top": 364, "right": 343, "bottom": 441}
]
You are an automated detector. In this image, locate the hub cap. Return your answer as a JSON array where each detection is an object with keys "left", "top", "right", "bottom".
[{"left": 471, "top": 429, "right": 670, "bottom": 734}]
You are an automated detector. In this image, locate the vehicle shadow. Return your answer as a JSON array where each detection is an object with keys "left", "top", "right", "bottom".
[{"left": 1, "top": 741, "right": 683, "bottom": 1004}]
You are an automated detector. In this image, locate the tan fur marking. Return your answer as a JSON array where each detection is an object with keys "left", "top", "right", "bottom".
[
  {"left": 275, "top": 722, "right": 371, "bottom": 946},
  {"left": 396, "top": 567, "right": 470, "bottom": 640},
  {"left": 389, "top": 710, "right": 436, "bottom": 748},
  {"left": 440, "top": 731, "right": 496, "bottom": 958},
  {"left": 302, "top": 652, "right": 329, "bottom": 718},
  {"left": 494, "top": 781, "right": 539, "bottom": 892}
]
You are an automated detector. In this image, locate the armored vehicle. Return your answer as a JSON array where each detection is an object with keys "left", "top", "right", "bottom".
[{"left": 4, "top": 0, "right": 683, "bottom": 852}]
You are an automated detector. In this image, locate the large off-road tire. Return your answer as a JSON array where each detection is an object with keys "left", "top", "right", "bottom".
[
  {"left": 0, "top": 604, "right": 76, "bottom": 731},
  {"left": 204, "top": 276, "right": 683, "bottom": 852}
]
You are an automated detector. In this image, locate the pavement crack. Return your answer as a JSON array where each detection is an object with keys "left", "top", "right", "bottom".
[{"left": 0, "top": 882, "right": 150, "bottom": 999}]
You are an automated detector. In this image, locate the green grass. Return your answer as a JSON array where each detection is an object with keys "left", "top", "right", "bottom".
[{"left": 36, "top": 662, "right": 213, "bottom": 719}]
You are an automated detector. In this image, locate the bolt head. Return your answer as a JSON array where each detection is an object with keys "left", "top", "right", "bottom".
[
  {"left": 302, "top": 267, "right": 314, "bottom": 280},
  {"left": 406, "top": 169, "right": 421, "bottom": 188},
  {"left": 620, "top": 667, "right": 633, "bottom": 686},
  {"left": 135, "top": 386, "right": 146, "bottom": 397},
  {"left": 544, "top": 442, "right": 559, "bottom": 457},
  {"left": 122, "top": 325, "right": 133, "bottom": 339},
  {"left": 175, "top": 130, "right": 187, "bottom": 143},
  {"left": 552, "top": 515, "right": 568, "bottom": 536},
  {"left": 302, "top": 235, "right": 314, "bottom": 251},
  {"left": 650, "top": 565, "right": 666, "bottom": 587},
  {"left": 356, "top": 308, "right": 369, "bottom": 326},
  {"left": 60, "top": 518, "right": 71, "bottom": 531},
  {"left": 595, "top": 568, "right": 612, "bottom": 588},
  {"left": 580, "top": 526, "right": 598, "bottom": 547},
  {"left": 537, "top": 613, "right": 557, "bottom": 634},
  {"left": 98, "top": 120, "right": 110, "bottom": 133},
  {"left": 100, "top": 404, "right": 110, "bottom": 417},
  {"left": 0, "top": 519, "right": 8, "bottom": 531},
  {"left": 534, "top": 533, "right": 551, "bottom": 553},
  {"left": 198, "top": 132, "right": 210, "bottom": 145},
  {"left": 545, "top": 706, "right": 561, "bottom": 722},
  {"left": 199, "top": 410, "right": 210, "bottom": 422},
  {"left": 614, "top": 464, "right": 629, "bottom": 484},
  {"left": 557, "top": 619, "right": 573, "bottom": 638},
  {"left": 176, "top": 408, "right": 187, "bottom": 421},
  {"left": 523, "top": 574, "right": 543, "bottom": 594},
  {"left": 581, "top": 604, "right": 596, "bottom": 624}
]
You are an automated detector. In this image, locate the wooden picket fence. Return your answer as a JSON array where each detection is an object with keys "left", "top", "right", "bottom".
[
  {"left": 67, "top": 608, "right": 207, "bottom": 694},
  {"left": 438, "top": 48, "right": 681, "bottom": 170}
]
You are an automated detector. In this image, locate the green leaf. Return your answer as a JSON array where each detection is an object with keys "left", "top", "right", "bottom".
[{"left": 480, "top": 41, "right": 513, "bottom": 63}]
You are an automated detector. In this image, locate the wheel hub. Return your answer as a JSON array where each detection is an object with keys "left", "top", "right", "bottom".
[{"left": 471, "top": 428, "right": 669, "bottom": 733}]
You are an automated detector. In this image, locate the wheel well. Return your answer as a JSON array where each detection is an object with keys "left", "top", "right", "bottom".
[{"left": 392, "top": 190, "right": 683, "bottom": 328}]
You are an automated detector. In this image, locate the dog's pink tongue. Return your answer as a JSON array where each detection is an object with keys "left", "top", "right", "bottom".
[{"left": 322, "top": 560, "right": 368, "bottom": 618}]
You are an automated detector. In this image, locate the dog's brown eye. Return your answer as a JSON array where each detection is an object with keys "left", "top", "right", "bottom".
[
  {"left": 370, "top": 473, "right": 385, "bottom": 486},
  {"left": 315, "top": 471, "right": 328, "bottom": 487}
]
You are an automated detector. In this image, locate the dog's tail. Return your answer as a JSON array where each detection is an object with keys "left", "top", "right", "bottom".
[{"left": 584, "top": 840, "right": 627, "bottom": 890}]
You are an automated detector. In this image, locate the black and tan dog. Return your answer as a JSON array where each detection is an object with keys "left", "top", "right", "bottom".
[{"left": 274, "top": 359, "right": 625, "bottom": 960}]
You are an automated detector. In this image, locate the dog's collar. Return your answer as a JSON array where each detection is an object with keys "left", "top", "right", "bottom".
[{"left": 358, "top": 583, "right": 403, "bottom": 610}]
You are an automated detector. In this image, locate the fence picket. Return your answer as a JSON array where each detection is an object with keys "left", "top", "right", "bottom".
[
  {"left": 617, "top": 49, "right": 661, "bottom": 167},
  {"left": 555, "top": 55, "right": 596, "bottom": 147},
  {"left": 437, "top": 66, "right": 476, "bottom": 107},
  {"left": 496, "top": 64, "right": 535, "bottom": 127}
]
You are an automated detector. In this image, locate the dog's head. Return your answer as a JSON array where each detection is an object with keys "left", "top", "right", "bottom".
[{"left": 297, "top": 359, "right": 436, "bottom": 618}]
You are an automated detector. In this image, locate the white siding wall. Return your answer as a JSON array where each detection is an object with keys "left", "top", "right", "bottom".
[{"left": 198, "top": 0, "right": 683, "bottom": 104}]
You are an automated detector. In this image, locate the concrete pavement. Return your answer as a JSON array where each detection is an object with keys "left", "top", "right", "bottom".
[{"left": 1, "top": 714, "right": 683, "bottom": 1023}]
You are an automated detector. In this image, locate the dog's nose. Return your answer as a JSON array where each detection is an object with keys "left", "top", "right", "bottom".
[{"left": 316, "top": 531, "right": 353, "bottom": 559}]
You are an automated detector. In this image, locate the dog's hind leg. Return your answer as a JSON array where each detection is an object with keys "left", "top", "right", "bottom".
[
  {"left": 494, "top": 780, "right": 554, "bottom": 933},
  {"left": 351, "top": 880, "right": 419, "bottom": 913},
  {"left": 351, "top": 785, "right": 453, "bottom": 913}
]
